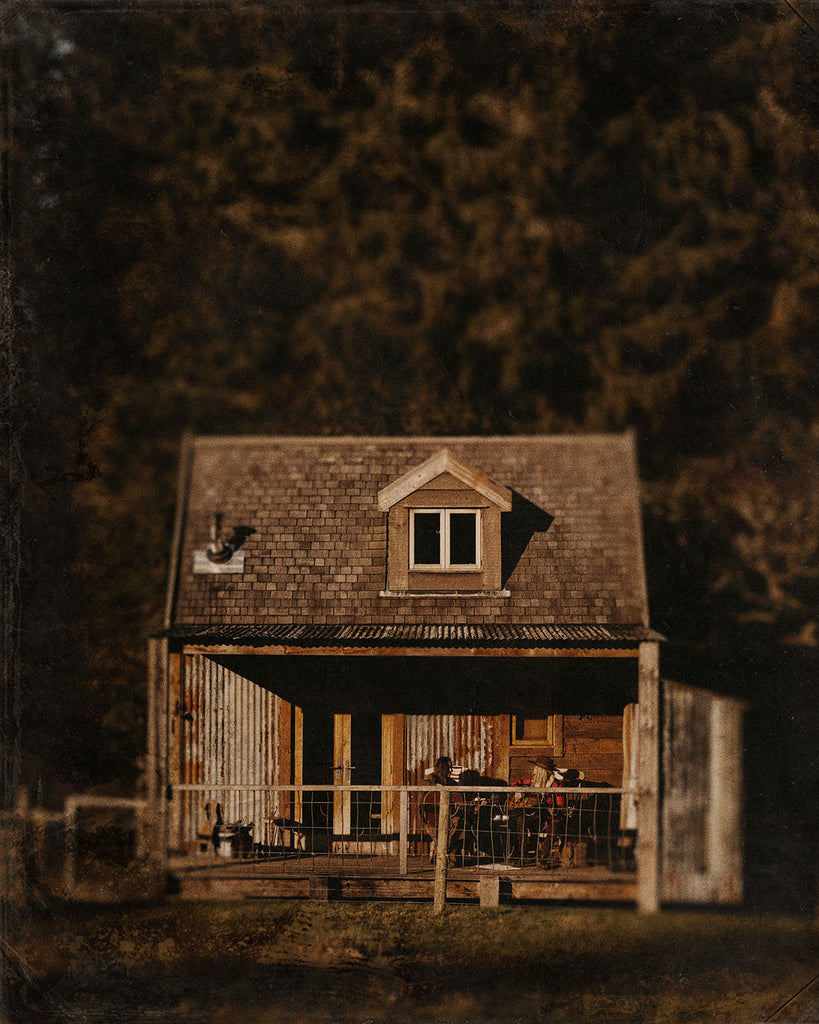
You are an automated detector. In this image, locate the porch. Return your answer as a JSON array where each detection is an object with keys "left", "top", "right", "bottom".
[{"left": 165, "top": 783, "right": 638, "bottom": 905}]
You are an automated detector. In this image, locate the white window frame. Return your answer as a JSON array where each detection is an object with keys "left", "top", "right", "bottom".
[{"left": 409, "top": 508, "right": 482, "bottom": 570}]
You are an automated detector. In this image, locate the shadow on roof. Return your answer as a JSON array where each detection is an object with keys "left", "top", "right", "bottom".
[{"left": 502, "top": 491, "right": 554, "bottom": 588}]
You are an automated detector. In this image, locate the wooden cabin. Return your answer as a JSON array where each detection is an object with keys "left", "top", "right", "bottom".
[{"left": 147, "top": 434, "right": 745, "bottom": 908}]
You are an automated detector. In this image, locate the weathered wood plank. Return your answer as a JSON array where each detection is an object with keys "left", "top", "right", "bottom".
[
  {"left": 509, "top": 880, "right": 637, "bottom": 902},
  {"left": 182, "top": 643, "right": 640, "bottom": 659},
  {"left": 433, "top": 789, "right": 451, "bottom": 914},
  {"left": 565, "top": 739, "right": 622, "bottom": 754},
  {"left": 174, "top": 873, "right": 637, "bottom": 904},
  {"left": 333, "top": 715, "right": 352, "bottom": 836},
  {"left": 637, "top": 641, "right": 661, "bottom": 913},
  {"left": 177, "top": 877, "right": 311, "bottom": 900},
  {"left": 709, "top": 698, "right": 744, "bottom": 904}
]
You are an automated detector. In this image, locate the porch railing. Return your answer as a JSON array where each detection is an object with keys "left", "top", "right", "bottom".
[{"left": 169, "top": 784, "right": 637, "bottom": 875}]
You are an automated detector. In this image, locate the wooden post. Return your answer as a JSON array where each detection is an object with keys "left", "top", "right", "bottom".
[
  {"left": 399, "top": 788, "right": 409, "bottom": 875},
  {"left": 165, "top": 648, "right": 183, "bottom": 851},
  {"left": 63, "top": 796, "right": 78, "bottom": 899},
  {"left": 495, "top": 714, "right": 511, "bottom": 782},
  {"left": 333, "top": 714, "right": 351, "bottom": 842},
  {"left": 637, "top": 641, "right": 661, "bottom": 913},
  {"left": 147, "top": 637, "right": 170, "bottom": 879},
  {"left": 294, "top": 705, "right": 304, "bottom": 826},
  {"left": 433, "top": 788, "right": 450, "bottom": 915},
  {"left": 479, "top": 875, "right": 500, "bottom": 907},
  {"left": 381, "top": 714, "right": 405, "bottom": 855},
  {"left": 276, "top": 698, "right": 291, "bottom": 822}
]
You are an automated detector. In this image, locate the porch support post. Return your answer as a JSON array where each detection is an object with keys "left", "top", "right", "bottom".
[
  {"left": 147, "top": 637, "right": 170, "bottom": 880},
  {"left": 333, "top": 714, "right": 352, "bottom": 840},
  {"left": 399, "top": 788, "right": 409, "bottom": 875},
  {"left": 166, "top": 649, "right": 183, "bottom": 850},
  {"left": 637, "top": 640, "right": 661, "bottom": 913}
]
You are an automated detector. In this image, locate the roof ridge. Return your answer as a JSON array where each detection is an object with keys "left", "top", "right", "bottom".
[{"left": 189, "top": 432, "right": 635, "bottom": 446}]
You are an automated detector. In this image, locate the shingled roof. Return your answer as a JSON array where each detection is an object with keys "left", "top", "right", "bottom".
[{"left": 165, "top": 434, "right": 650, "bottom": 640}]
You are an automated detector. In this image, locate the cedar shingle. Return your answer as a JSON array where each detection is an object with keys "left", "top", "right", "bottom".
[{"left": 171, "top": 434, "right": 649, "bottom": 630}]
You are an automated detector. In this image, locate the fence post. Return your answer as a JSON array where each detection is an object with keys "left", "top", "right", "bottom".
[
  {"left": 433, "top": 788, "right": 450, "bottom": 915},
  {"left": 399, "top": 788, "right": 408, "bottom": 875},
  {"left": 63, "top": 797, "right": 77, "bottom": 899}
]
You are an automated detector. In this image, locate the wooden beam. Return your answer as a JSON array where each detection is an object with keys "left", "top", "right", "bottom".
[
  {"left": 294, "top": 705, "right": 303, "bottom": 824},
  {"left": 495, "top": 714, "right": 510, "bottom": 782},
  {"left": 333, "top": 715, "right": 351, "bottom": 837},
  {"left": 277, "top": 697, "right": 292, "bottom": 821},
  {"left": 171, "top": 874, "right": 638, "bottom": 904},
  {"left": 182, "top": 643, "right": 639, "bottom": 659},
  {"left": 399, "top": 788, "right": 409, "bottom": 875},
  {"left": 509, "top": 880, "right": 637, "bottom": 902},
  {"left": 381, "top": 714, "right": 405, "bottom": 854},
  {"left": 146, "top": 637, "right": 169, "bottom": 877},
  {"left": 167, "top": 650, "right": 183, "bottom": 849},
  {"left": 637, "top": 641, "right": 661, "bottom": 913}
]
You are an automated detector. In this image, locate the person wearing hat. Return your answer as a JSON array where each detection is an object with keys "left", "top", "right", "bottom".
[
  {"left": 506, "top": 756, "right": 578, "bottom": 864},
  {"left": 529, "top": 755, "right": 558, "bottom": 789}
]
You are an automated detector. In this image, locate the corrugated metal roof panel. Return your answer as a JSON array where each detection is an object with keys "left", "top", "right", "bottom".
[{"left": 158, "top": 622, "right": 660, "bottom": 647}]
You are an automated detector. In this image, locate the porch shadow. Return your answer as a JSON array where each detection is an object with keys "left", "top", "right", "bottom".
[{"left": 501, "top": 491, "right": 554, "bottom": 587}]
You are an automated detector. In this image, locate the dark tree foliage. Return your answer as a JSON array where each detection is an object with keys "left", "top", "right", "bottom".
[{"left": 4, "top": 2, "right": 818, "bottom": 805}]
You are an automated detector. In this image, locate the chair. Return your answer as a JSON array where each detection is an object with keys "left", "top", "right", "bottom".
[
  {"left": 197, "top": 800, "right": 222, "bottom": 854},
  {"left": 419, "top": 788, "right": 465, "bottom": 864}
]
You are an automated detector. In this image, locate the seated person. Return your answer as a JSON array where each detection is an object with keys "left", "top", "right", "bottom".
[
  {"left": 420, "top": 756, "right": 464, "bottom": 862},
  {"left": 429, "top": 756, "right": 455, "bottom": 785},
  {"left": 506, "top": 756, "right": 569, "bottom": 864},
  {"left": 458, "top": 769, "right": 507, "bottom": 860}
]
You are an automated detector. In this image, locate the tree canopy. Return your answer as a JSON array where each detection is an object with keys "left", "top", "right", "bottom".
[{"left": 4, "top": 2, "right": 818, "bottom": 798}]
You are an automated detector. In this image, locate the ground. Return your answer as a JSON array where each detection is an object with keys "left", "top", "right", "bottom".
[{"left": 3, "top": 900, "right": 818, "bottom": 1023}]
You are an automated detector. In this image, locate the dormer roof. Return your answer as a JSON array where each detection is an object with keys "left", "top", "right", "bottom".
[{"left": 377, "top": 448, "right": 512, "bottom": 512}]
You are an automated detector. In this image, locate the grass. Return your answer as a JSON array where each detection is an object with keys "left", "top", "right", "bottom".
[{"left": 3, "top": 898, "right": 818, "bottom": 1023}]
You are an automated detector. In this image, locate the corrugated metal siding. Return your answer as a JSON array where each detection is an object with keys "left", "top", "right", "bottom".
[
  {"left": 405, "top": 714, "right": 502, "bottom": 854},
  {"left": 181, "top": 654, "right": 291, "bottom": 845},
  {"left": 405, "top": 715, "right": 499, "bottom": 783}
]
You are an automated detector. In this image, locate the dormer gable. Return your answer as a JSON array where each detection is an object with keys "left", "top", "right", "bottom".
[
  {"left": 380, "top": 450, "right": 511, "bottom": 594},
  {"left": 377, "top": 448, "right": 512, "bottom": 512}
]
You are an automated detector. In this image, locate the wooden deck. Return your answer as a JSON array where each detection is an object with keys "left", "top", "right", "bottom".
[{"left": 168, "top": 853, "right": 637, "bottom": 904}]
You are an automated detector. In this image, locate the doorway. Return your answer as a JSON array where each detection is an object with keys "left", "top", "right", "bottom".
[{"left": 333, "top": 712, "right": 383, "bottom": 843}]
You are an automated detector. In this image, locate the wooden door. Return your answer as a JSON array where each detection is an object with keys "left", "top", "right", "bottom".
[{"left": 333, "top": 713, "right": 395, "bottom": 848}]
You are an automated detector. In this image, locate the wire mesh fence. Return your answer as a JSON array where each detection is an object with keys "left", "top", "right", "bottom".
[{"left": 170, "top": 784, "right": 636, "bottom": 875}]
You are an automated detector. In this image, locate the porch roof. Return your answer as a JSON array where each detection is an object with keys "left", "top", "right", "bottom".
[{"left": 158, "top": 622, "right": 661, "bottom": 649}]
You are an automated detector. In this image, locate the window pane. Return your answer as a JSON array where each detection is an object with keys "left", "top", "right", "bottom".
[
  {"left": 449, "top": 512, "right": 477, "bottom": 565},
  {"left": 413, "top": 512, "right": 441, "bottom": 565}
]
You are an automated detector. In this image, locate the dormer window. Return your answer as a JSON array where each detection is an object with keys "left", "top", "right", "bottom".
[
  {"left": 378, "top": 449, "right": 511, "bottom": 593},
  {"left": 410, "top": 509, "right": 481, "bottom": 570}
]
